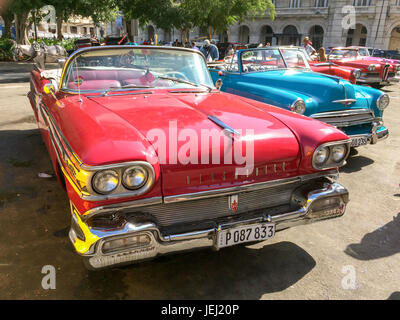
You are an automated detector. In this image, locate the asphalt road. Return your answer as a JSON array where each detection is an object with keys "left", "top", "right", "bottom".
[{"left": 0, "top": 61, "right": 399, "bottom": 300}]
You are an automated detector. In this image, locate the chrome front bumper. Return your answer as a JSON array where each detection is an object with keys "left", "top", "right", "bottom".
[
  {"left": 357, "top": 76, "right": 400, "bottom": 85},
  {"left": 69, "top": 180, "right": 349, "bottom": 270}
]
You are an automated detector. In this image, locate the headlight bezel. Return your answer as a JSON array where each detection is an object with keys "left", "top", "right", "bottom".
[
  {"left": 312, "top": 141, "right": 351, "bottom": 170},
  {"left": 290, "top": 98, "right": 306, "bottom": 115},
  {"left": 377, "top": 93, "right": 390, "bottom": 110},
  {"left": 353, "top": 69, "right": 361, "bottom": 79},
  {"left": 86, "top": 161, "right": 155, "bottom": 199}
]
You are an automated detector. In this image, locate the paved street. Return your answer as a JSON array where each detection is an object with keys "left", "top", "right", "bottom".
[{"left": 0, "top": 61, "right": 399, "bottom": 300}]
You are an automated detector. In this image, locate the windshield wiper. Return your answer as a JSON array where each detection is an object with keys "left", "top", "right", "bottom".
[
  {"left": 157, "top": 76, "right": 213, "bottom": 92},
  {"left": 102, "top": 84, "right": 154, "bottom": 96}
]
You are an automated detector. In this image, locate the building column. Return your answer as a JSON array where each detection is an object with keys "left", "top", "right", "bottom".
[{"left": 324, "top": 0, "right": 352, "bottom": 48}]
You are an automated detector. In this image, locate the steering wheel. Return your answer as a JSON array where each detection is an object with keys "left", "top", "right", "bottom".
[{"left": 164, "top": 71, "right": 189, "bottom": 81}]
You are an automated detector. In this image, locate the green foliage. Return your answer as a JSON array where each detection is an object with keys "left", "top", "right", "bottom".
[
  {"left": 0, "top": 38, "right": 15, "bottom": 61},
  {"left": 118, "top": 0, "right": 275, "bottom": 36},
  {"left": 28, "top": 38, "right": 75, "bottom": 51}
]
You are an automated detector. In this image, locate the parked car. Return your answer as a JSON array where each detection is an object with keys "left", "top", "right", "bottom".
[
  {"left": 347, "top": 46, "right": 400, "bottom": 65},
  {"left": 298, "top": 47, "right": 361, "bottom": 84},
  {"left": 328, "top": 47, "right": 400, "bottom": 88},
  {"left": 28, "top": 46, "right": 350, "bottom": 269},
  {"left": 209, "top": 47, "right": 390, "bottom": 148}
]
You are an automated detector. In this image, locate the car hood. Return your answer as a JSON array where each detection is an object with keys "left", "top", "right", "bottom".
[
  {"left": 242, "top": 70, "right": 357, "bottom": 111},
  {"left": 89, "top": 91, "right": 301, "bottom": 196}
]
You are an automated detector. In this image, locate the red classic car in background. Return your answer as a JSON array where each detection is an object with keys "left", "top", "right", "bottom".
[
  {"left": 328, "top": 47, "right": 400, "bottom": 88},
  {"left": 28, "top": 46, "right": 350, "bottom": 269}
]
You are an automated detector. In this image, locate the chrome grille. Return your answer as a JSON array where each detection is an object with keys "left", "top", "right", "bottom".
[
  {"left": 127, "top": 181, "right": 304, "bottom": 227},
  {"left": 311, "top": 109, "right": 375, "bottom": 127}
]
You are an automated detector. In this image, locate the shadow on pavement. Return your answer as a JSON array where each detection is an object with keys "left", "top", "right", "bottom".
[
  {"left": 0, "top": 129, "right": 316, "bottom": 299},
  {"left": 387, "top": 292, "right": 400, "bottom": 300},
  {"left": 73, "top": 241, "right": 316, "bottom": 299},
  {"left": 344, "top": 213, "right": 400, "bottom": 260},
  {"left": 340, "top": 153, "right": 374, "bottom": 174}
]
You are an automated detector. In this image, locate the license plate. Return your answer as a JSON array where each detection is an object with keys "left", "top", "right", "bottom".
[
  {"left": 350, "top": 136, "right": 368, "bottom": 147},
  {"left": 216, "top": 223, "right": 275, "bottom": 249}
]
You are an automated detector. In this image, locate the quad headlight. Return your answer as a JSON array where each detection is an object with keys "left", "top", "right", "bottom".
[
  {"left": 312, "top": 141, "right": 350, "bottom": 170},
  {"left": 290, "top": 99, "right": 306, "bottom": 115},
  {"left": 377, "top": 93, "right": 390, "bottom": 110},
  {"left": 368, "top": 64, "right": 377, "bottom": 71},
  {"left": 396, "top": 64, "right": 400, "bottom": 71},
  {"left": 92, "top": 170, "right": 120, "bottom": 194},
  {"left": 90, "top": 162, "right": 155, "bottom": 197},
  {"left": 353, "top": 69, "right": 361, "bottom": 79},
  {"left": 122, "top": 166, "right": 148, "bottom": 190}
]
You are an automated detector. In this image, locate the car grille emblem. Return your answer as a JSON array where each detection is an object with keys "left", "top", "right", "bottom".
[{"left": 229, "top": 195, "right": 239, "bottom": 213}]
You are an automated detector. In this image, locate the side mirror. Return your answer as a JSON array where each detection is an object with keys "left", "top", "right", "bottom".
[
  {"left": 215, "top": 78, "right": 223, "bottom": 90},
  {"left": 57, "top": 58, "right": 66, "bottom": 70},
  {"left": 43, "top": 83, "right": 56, "bottom": 95}
]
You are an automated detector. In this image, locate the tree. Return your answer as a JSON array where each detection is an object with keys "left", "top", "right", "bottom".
[
  {"left": 47, "top": 0, "right": 119, "bottom": 40},
  {"left": 117, "top": 0, "right": 275, "bottom": 42},
  {"left": 181, "top": 0, "right": 276, "bottom": 40},
  {"left": 5, "top": 0, "right": 44, "bottom": 44},
  {"left": 0, "top": 4, "right": 14, "bottom": 39}
]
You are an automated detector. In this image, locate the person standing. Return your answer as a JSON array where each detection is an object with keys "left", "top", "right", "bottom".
[
  {"left": 301, "top": 37, "right": 316, "bottom": 56},
  {"left": 191, "top": 41, "right": 200, "bottom": 51},
  {"left": 200, "top": 39, "right": 219, "bottom": 62}
]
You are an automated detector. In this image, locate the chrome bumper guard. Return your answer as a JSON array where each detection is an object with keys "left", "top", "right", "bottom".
[{"left": 69, "top": 181, "right": 349, "bottom": 270}]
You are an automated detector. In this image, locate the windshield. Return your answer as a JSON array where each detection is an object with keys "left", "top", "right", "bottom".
[
  {"left": 357, "top": 48, "right": 369, "bottom": 56},
  {"left": 239, "top": 48, "right": 310, "bottom": 72},
  {"left": 329, "top": 49, "right": 358, "bottom": 59},
  {"left": 280, "top": 49, "right": 311, "bottom": 69},
  {"left": 61, "top": 47, "right": 214, "bottom": 92}
]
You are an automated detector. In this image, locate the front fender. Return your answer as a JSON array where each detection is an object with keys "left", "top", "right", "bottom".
[
  {"left": 228, "top": 81, "right": 318, "bottom": 113},
  {"left": 353, "top": 85, "right": 385, "bottom": 117}
]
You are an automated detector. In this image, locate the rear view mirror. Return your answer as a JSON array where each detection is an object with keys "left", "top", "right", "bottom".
[{"left": 43, "top": 83, "right": 56, "bottom": 95}]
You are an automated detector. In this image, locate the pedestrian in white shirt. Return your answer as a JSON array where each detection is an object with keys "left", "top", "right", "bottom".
[{"left": 301, "top": 37, "right": 316, "bottom": 56}]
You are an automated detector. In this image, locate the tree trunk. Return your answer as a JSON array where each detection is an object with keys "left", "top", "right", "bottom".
[
  {"left": 125, "top": 19, "right": 132, "bottom": 40},
  {"left": 3, "top": 13, "right": 12, "bottom": 39},
  {"left": 56, "top": 16, "right": 63, "bottom": 41},
  {"left": 14, "top": 12, "right": 29, "bottom": 44},
  {"left": 208, "top": 25, "right": 212, "bottom": 41}
]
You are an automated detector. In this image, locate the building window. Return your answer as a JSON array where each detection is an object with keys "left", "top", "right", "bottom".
[
  {"left": 315, "top": 0, "right": 328, "bottom": 7},
  {"left": 82, "top": 27, "right": 87, "bottom": 34},
  {"left": 353, "top": 0, "right": 371, "bottom": 6},
  {"left": 70, "top": 26, "right": 77, "bottom": 34},
  {"left": 396, "top": 0, "right": 400, "bottom": 5},
  {"left": 289, "top": 0, "right": 301, "bottom": 8}
]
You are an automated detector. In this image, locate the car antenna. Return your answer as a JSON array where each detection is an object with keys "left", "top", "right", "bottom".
[{"left": 74, "top": 58, "right": 83, "bottom": 103}]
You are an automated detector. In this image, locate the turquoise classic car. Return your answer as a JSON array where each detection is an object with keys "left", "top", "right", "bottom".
[{"left": 209, "top": 47, "right": 390, "bottom": 147}]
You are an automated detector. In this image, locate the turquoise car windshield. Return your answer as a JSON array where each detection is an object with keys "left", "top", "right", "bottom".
[{"left": 240, "top": 48, "right": 311, "bottom": 73}]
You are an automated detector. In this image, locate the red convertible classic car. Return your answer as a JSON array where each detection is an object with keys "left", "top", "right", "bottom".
[
  {"left": 329, "top": 47, "right": 400, "bottom": 88},
  {"left": 28, "top": 46, "right": 350, "bottom": 269},
  {"left": 298, "top": 48, "right": 361, "bottom": 84}
]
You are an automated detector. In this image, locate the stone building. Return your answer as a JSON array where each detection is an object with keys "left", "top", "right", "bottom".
[{"left": 130, "top": 0, "right": 400, "bottom": 50}]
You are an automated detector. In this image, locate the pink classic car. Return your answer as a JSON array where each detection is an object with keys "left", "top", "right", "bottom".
[{"left": 28, "top": 46, "right": 350, "bottom": 269}]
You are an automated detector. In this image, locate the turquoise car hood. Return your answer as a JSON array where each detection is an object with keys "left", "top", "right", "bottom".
[{"left": 241, "top": 69, "right": 364, "bottom": 114}]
